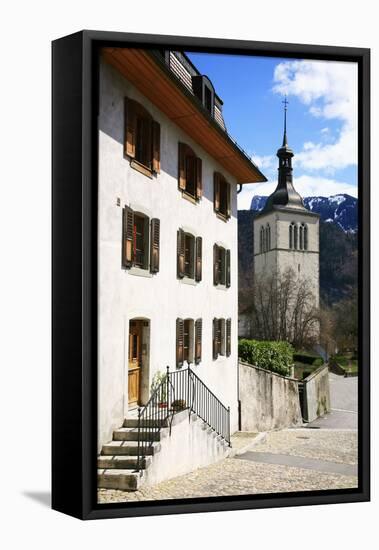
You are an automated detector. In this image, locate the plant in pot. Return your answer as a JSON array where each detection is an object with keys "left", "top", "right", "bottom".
[
  {"left": 150, "top": 371, "right": 168, "bottom": 408},
  {"left": 171, "top": 399, "right": 187, "bottom": 413}
]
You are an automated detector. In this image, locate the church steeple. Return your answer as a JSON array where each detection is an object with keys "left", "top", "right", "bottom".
[{"left": 262, "top": 98, "right": 307, "bottom": 213}]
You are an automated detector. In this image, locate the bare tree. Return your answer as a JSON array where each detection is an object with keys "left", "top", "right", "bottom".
[{"left": 250, "top": 267, "right": 319, "bottom": 348}]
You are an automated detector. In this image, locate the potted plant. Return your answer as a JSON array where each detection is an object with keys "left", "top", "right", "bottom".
[
  {"left": 150, "top": 371, "right": 168, "bottom": 408},
  {"left": 171, "top": 399, "right": 186, "bottom": 412}
]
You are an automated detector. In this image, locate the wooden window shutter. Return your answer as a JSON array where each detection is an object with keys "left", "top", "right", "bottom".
[
  {"left": 213, "top": 244, "right": 220, "bottom": 285},
  {"left": 178, "top": 143, "right": 186, "bottom": 190},
  {"left": 177, "top": 228, "right": 185, "bottom": 278},
  {"left": 226, "top": 249, "right": 231, "bottom": 288},
  {"left": 214, "top": 172, "right": 220, "bottom": 212},
  {"left": 122, "top": 206, "right": 134, "bottom": 268},
  {"left": 176, "top": 318, "right": 184, "bottom": 368},
  {"left": 152, "top": 120, "right": 161, "bottom": 173},
  {"left": 150, "top": 218, "right": 160, "bottom": 273},
  {"left": 213, "top": 318, "right": 218, "bottom": 360},
  {"left": 124, "top": 97, "right": 137, "bottom": 158},
  {"left": 226, "top": 318, "right": 231, "bottom": 357},
  {"left": 226, "top": 182, "right": 231, "bottom": 218},
  {"left": 195, "top": 236, "right": 202, "bottom": 282},
  {"left": 196, "top": 157, "right": 202, "bottom": 199},
  {"left": 195, "top": 318, "right": 202, "bottom": 365},
  {"left": 220, "top": 319, "right": 226, "bottom": 355}
]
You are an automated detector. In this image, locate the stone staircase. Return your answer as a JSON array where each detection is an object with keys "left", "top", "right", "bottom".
[{"left": 97, "top": 417, "right": 167, "bottom": 491}]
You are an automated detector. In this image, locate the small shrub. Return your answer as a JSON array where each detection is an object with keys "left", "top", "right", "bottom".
[{"left": 238, "top": 339, "right": 294, "bottom": 377}]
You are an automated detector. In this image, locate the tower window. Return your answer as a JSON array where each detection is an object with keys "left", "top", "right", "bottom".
[{"left": 266, "top": 224, "right": 271, "bottom": 251}]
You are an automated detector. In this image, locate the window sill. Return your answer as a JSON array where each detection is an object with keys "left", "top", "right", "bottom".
[
  {"left": 181, "top": 191, "right": 199, "bottom": 205},
  {"left": 214, "top": 284, "right": 229, "bottom": 291},
  {"left": 179, "top": 277, "right": 197, "bottom": 286},
  {"left": 130, "top": 159, "right": 154, "bottom": 179},
  {"left": 215, "top": 212, "right": 230, "bottom": 223},
  {"left": 128, "top": 266, "right": 153, "bottom": 278}
]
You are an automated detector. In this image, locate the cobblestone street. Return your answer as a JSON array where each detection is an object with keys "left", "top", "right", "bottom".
[{"left": 98, "top": 428, "right": 358, "bottom": 504}]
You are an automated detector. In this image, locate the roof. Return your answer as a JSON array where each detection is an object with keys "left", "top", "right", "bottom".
[{"left": 102, "top": 47, "right": 267, "bottom": 185}]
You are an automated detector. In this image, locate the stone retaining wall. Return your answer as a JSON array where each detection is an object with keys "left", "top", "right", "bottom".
[
  {"left": 238, "top": 362, "right": 303, "bottom": 432},
  {"left": 301, "top": 365, "right": 331, "bottom": 422}
]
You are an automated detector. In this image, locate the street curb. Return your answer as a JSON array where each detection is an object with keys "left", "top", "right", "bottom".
[{"left": 229, "top": 432, "right": 268, "bottom": 458}]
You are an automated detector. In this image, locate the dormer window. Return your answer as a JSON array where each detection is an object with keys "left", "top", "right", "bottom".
[{"left": 192, "top": 75, "right": 215, "bottom": 117}]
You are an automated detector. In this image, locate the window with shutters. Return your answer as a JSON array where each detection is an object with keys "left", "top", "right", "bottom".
[
  {"left": 178, "top": 143, "right": 202, "bottom": 201},
  {"left": 213, "top": 244, "right": 231, "bottom": 287},
  {"left": 177, "top": 229, "right": 202, "bottom": 282},
  {"left": 124, "top": 97, "right": 160, "bottom": 177},
  {"left": 122, "top": 206, "right": 160, "bottom": 273},
  {"left": 214, "top": 172, "right": 231, "bottom": 220},
  {"left": 213, "top": 318, "right": 227, "bottom": 360},
  {"left": 176, "top": 318, "right": 201, "bottom": 368}
]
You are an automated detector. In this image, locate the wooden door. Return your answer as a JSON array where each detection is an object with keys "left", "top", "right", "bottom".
[{"left": 128, "top": 321, "right": 142, "bottom": 407}]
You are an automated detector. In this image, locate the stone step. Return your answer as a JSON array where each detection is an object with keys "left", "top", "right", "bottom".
[
  {"left": 101, "top": 440, "right": 161, "bottom": 456},
  {"left": 123, "top": 417, "right": 169, "bottom": 429},
  {"left": 97, "top": 455, "right": 152, "bottom": 470},
  {"left": 113, "top": 427, "right": 161, "bottom": 442},
  {"left": 97, "top": 469, "right": 142, "bottom": 491}
]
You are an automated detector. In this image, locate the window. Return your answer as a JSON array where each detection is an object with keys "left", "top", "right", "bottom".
[
  {"left": 178, "top": 143, "right": 202, "bottom": 200},
  {"left": 260, "top": 224, "right": 271, "bottom": 253},
  {"left": 214, "top": 172, "right": 231, "bottom": 219},
  {"left": 213, "top": 318, "right": 231, "bottom": 360},
  {"left": 300, "top": 223, "right": 308, "bottom": 250},
  {"left": 289, "top": 222, "right": 298, "bottom": 250},
  {"left": 213, "top": 244, "right": 231, "bottom": 287},
  {"left": 192, "top": 75, "right": 215, "bottom": 117},
  {"left": 176, "top": 318, "right": 202, "bottom": 368},
  {"left": 177, "top": 229, "right": 202, "bottom": 281},
  {"left": 122, "top": 206, "right": 160, "bottom": 273},
  {"left": 290, "top": 222, "right": 307, "bottom": 251},
  {"left": 266, "top": 224, "right": 271, "bottom": 251},
  {"left": 124, "top": 97, "right": 160, "bottom": 176}
]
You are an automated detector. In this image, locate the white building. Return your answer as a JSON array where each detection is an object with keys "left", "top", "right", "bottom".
[{"left": 97, "top": 48, "right": 266, "bottom": 491}]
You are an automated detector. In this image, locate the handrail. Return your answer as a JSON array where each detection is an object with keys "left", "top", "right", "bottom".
[{"left": 136, "top": 366, "right": 231, "bottom": 472}]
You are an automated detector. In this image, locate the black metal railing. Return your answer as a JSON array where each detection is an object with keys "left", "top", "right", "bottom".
[{"left": 136, "top": 366, "right": 231, "bottom": 471}]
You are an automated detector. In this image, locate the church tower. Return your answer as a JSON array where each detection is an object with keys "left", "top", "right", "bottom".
[{"left": 253, "top": 100, "right": 320, "bottom": 330}]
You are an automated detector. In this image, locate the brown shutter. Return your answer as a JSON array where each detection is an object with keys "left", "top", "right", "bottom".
[
  {"left": 213, "top": 244, "right": 220, "bottom": 285},
  {"left": 124, "top": 97, "right": 137, "bottom": 158},
  {"left": 176, "top": 318, "right": 184, "bottom": 368},
  {"left": 178, "top": 143, "right": 186, "bottom": 190},
  {"left": 177, "top": 228, "right": 185, "bottom": 278},
  {"left": 226, "top": 318, "right": 231, "bottom": 357},
  {"left": 226, "top": 182, "right": 231, "bottom": 218},
  {"left": 214, "top": 172, "right": 220, "bottom": 212},
  {"left": 152, "top": 120, "right": 161, "bottom": 173},
  {"left": 213, "top": 318, "right": 218, "bottom": 360},
  {"left": 195, "top": 236, "right": 202, "bottom": 282},
  {"left": 122, "top": 206, "right": 134, "bottom": 268},
  {"left": 196, "top": 157, "right": 202, "bottom": 199},
  {"left": 150, "top": 218, "right": 160, "bottom": 273},
  {"left": 226, "top": 249, "right": 231, "bottom": 288},
  {"left": 220, "top": 319, "right": 226, "bottom": 356},
  {"left": 195, "top": 318, "right": 202, "bottom": 365}
]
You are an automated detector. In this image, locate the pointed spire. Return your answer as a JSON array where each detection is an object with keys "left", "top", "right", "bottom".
[{"left": 282, "top": 96, "right": 289, "bottom": 147}]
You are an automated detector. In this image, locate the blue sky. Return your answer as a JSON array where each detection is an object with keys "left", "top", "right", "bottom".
[{"left": 187, "top": 52, "right": 358, "bottom": 210}]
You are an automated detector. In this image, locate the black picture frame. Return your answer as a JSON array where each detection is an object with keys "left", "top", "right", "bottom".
[{"left": 52, "top": 30, "right": 370, "bottom": 520}]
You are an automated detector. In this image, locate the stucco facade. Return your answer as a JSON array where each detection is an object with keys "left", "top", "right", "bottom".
[{"left": 98, "top": 59, "right": 242, "bottom": 450}]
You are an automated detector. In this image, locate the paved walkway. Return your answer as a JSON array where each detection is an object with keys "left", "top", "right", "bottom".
[
  {"left": 98, "top": 428, "right": 358, "bottom": 504},
  {"left": 306, "top": 372, "right": 358, "bottom": 429}
]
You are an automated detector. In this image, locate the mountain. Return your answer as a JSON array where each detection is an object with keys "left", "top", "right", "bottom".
[
  {"left": 238, "top": 211, "right": 358, "bottom": 306},
  {"left": 250, "top": 194, "right": 358, "bottom": 233}
]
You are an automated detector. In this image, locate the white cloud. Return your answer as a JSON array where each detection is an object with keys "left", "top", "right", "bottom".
[
  {"left": 273, "top": 60, "right": 357, "bottom": 173},
  {"left": 251, "top": 153, "right": 276, "bottom": 171},
  {"left": 237, "top": 174, "right": 357, "bottom": 210}
]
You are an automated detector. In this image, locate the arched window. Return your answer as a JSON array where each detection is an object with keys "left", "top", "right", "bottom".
[
  {"left": 299, "top": 224, "right": 304, "bottom": 250},
  {"left": 294, "top": 223, "right": 298, "bottom": 250},
  {"left": 289, "top": 222, "right": 295, "bottom": 249},
  {"left": 260, "top": 226, "right": 265, "bottom": 253},
  {"left": 265, "top": 224, "right": 271, "bottom": 251},
  {"left": 303, "top": 224, "right": 308, "bottom": 250}
]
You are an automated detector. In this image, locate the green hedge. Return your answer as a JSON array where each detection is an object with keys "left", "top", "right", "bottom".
[
  {"left": 293, "top": 351, "right": 324, "bottom": 367},
  {"left": 238, "top": 339, "right": 294, "bottom": 377}
]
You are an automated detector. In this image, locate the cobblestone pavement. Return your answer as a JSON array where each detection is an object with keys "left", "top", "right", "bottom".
[{"left": 98, "top": 429, "right": 358, "bottom": 504}]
